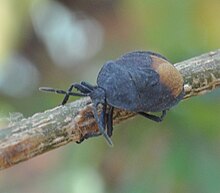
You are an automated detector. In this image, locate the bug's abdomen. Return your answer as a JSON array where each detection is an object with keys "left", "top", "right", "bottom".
[
  {"left": 151, "top": 56, "right": 184, "bottom": 98},
  {"left": 139, "top": 83, "right": 184, "bottom": 112},
  {"left": 144, "top": 55, "right": 184, "bottom": 112}
]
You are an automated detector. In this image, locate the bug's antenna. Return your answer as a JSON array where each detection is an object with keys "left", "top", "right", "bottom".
[
  {"left": 39, "top": 87, "right": 67, "bottom": 94},
  {"left": 39, "top": 87, "right": 88, "bottom": 97}
]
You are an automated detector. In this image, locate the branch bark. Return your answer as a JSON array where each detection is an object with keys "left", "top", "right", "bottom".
[{"left": 1, "top": 49, "right": 220, "bottom": 170}]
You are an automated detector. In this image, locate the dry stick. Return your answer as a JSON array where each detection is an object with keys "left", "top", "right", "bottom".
[{"left": 1, "top": 50, "right": 220, "bottom": 170}]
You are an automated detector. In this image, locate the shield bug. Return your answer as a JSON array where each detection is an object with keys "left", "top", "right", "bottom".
[{"left": 40, "top": 51, "right": 184, "bottom": 145}]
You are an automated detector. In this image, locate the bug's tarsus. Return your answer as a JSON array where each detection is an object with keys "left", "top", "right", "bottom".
[
  {"left": 76, "top": 137, "right": 85, "bottom": 144},
  {"left": 160, "top": 110, "right": 167, "bottom": 120},
  {"left": 76, "top": 131, "right": 102, "bottom": 144},
  {"left": 138, "top": 110, "right": 167, "bottom": 122}
]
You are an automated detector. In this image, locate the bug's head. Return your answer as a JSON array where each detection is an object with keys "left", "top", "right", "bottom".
[{"left": 90, "top": 87, "right": 106, "bottom": 105}]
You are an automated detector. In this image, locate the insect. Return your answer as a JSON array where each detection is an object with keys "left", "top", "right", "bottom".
[{"left": 40, "top": 51, "right": 184, "bottom": 146}]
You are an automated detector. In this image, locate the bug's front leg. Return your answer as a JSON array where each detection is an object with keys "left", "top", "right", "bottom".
[
  {"left": 92, "top": 102, "right": 113, "bottom": 146},
  {"left": 107, "top": 106, "right": 114, "bottom": 137},
  {"left": 61, "top": 84, "right": 88, "bottom": 105}
]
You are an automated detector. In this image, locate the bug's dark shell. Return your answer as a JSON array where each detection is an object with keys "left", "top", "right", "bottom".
[{"left": 97, "top": 51, "right": 184, "bottom": 112}]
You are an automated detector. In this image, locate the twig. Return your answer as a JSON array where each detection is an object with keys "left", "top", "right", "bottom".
[{"left": 1, "top": 49, "right": 220, "bottom": 170}]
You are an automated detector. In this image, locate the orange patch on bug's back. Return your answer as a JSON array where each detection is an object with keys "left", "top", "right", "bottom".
[{"left": 151, "top": 56, "right": 183, "bottom": 97}]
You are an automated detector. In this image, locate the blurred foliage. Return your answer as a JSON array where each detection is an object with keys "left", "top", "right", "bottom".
[{"left": 0, "top": 0, "right": 220, "bottom": 193}]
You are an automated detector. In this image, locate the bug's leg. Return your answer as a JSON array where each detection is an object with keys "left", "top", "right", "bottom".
[
  {"left": 61, "top": 82, "right": 94, "bottom": 105},
  {"left": 61, "top": 84, "right": 78, "bottom": 105},
  {"left": 92, "top": 102, "right": 113, "bottom": 146},
  {"left": 77, "top": 104, "right": 108, "bottom": 143},
  {"left": 138, "top": 110, "right": 167, "bottom": 122},
  {"left": 61, "top": 82, "right": 96, "bottom": 105},
  {"left": 73, "top": 83, "right": 93, "bottom": 94},
  {"left": 81, "top": 81, "right": 96, "bottom": 91},
  {"left": 107, "top": 106, "right": 114, "bottom": 137}
]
